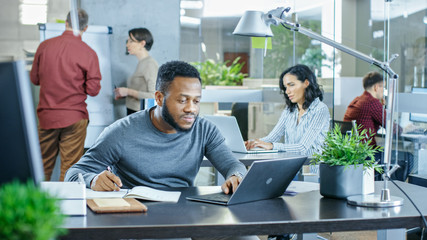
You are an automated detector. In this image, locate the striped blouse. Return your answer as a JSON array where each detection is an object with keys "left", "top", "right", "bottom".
[{"left": 260, "top": 98, "right": 330, "bottom": 157}]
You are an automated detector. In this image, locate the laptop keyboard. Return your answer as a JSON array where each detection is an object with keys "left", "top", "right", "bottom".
[{"left": 196, "top": 192, "right": 232, "bottom": 203}]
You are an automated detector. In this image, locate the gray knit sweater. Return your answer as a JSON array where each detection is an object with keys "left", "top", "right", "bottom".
[{"left": 65, "top": 108, "right": 246, "bottom": 188}]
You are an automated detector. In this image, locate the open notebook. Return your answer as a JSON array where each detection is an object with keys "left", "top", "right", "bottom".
[
  {"left": 86, "top": 186, "right": 181, "bottom": 203},
  {"left": 204, "top": 115, "right": 278, "bottom": 154},
  {"left": 186, "top": 156, "right": 306, "bottom": 205}
]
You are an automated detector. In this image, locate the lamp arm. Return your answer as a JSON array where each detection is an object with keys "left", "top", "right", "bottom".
[{"left": 269, "top": 15, "right": 399, "bottom": 78}]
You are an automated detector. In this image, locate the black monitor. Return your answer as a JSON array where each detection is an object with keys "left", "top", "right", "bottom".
[
  {"left": 0, "top": 60, "right": 44, "bottom": 185},
  {"left": 409, "top": 87, "right": 427, "bottom": 123}
]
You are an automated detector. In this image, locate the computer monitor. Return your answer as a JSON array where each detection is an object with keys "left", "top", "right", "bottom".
[
  {"left": 0, "top": 60, "right": 44, "bottom": 185},
  {"left": 409, "top": 88, "right": 427, "bottom": 123}
]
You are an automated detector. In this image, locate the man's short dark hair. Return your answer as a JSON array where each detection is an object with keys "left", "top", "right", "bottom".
[
  {"left": 363, "top": 71, "right": 383, "bottom": 90},
  {"left": 156, "top": 61, "right": 201, "bottom": 93},
  {"left": 66, "top": 9, "right": 89, "bottom": 31},
  {"left": 129, "top": 28, "right": 154, "bottom": 51}
]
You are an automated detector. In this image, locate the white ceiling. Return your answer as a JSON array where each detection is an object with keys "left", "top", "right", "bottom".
[
  {"left": 181, "top": 0, "right": 427, "bottom": 29},
  {"left": 370, "top": 0, "right": 427, "bottom": 21},
  {"left": 202, "top": 0, "right": 328, "bottom": 18},
  {"left": 198, "top": 0, "right": 427, "bottom": 20}
]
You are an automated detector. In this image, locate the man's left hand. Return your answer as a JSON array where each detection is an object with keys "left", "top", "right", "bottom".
[{"left": 221, "top": 175, "right": 242, "bottom": 194}]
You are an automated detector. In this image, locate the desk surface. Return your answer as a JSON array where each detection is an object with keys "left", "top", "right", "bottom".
[
  {"left": 400, "top": 133, "right": 427, "bottom": 143},
  {"left": 62, "top": 181, "right": 427, "bottom": 239}
]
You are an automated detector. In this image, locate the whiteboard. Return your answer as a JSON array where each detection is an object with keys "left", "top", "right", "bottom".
[{"left": 39, "top": 23, "right": 114, "bottom": 148}]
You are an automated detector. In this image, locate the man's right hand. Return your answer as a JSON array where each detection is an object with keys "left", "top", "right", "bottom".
[
  {"left": 114, "top": 87, "right": 128, "bottom": 100},
  {"left": 90, "top": 170, "right": 123, "bottom": 191}
]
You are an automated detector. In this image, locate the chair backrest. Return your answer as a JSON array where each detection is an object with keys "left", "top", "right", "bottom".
[
  {"left": 334, "top": 120, "right": 354, "bottom": 135},
  {"left": 390, "top": 151, "right": 414, "bottom": 182}
]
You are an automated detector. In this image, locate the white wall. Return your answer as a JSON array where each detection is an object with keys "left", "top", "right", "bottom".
[
  {"left": 81, "top": 0, "right": 180, "bottom": 118},
  {"left": 333, "top": 77, "right": 364, "bottom": 121},
  {"left": 0, "top": 0, "right": 69, "bottom": 62}
]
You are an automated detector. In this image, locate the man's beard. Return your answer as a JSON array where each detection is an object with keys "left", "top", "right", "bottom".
[{"left": 162, "top": 101, "right": 197, "bottom": 132}]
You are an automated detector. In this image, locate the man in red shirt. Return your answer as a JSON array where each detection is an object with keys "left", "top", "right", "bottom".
[
  {"left": 30, "top": 9, "right": 101, "bottom": 181},
  {"left": 343, "top": 71, "right": 386, "bottom": 147}
]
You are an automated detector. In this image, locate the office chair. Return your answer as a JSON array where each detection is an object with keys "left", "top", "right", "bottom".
[
  {"left": 390, "top": 151, "right": 414, "bottom": 182},
  {"left": 374, "top": 151, "right": 414, "bottom": 182},
  {"left": 333, "top": 120, "right": 355, "bottom": 135}
]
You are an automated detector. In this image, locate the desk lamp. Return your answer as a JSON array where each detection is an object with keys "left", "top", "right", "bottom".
[{"left": 233, "top": 7, "right": 403, "bottom": 207}]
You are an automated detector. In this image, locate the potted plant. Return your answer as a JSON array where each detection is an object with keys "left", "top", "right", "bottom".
[
  {"left": 0, "top": 180, "right": 66, "bottom": 240},
  {"left": 310, "top": 123, "right": 383, "bottom": 199},
  {"left": 190, "top": 57, "right": 248, "bottom": 87}
]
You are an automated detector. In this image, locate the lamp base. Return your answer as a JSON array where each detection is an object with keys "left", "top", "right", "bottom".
[{"left": 347, "top": 194, "right": 404, "bottom": 208}]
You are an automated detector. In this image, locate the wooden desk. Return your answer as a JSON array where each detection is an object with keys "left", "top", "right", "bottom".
[{"left": 62, "top": 181, "right": 427, "bottom": 240}]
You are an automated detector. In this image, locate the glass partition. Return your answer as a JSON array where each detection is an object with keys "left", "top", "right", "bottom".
[{"left": 180, "top": 0, "right": 427, "bottom": 176}]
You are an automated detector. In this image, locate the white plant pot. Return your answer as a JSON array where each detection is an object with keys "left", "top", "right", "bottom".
[{"left": 362, "top": 167, "right": 375, "bottom": 195}]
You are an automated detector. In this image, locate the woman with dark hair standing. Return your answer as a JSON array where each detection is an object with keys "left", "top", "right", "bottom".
[
  {"left": 245, "top": 64, "right": 330, "bottom": 157},
  {"left": 115, "top": 28, "right": 158, "bottom": 115}
]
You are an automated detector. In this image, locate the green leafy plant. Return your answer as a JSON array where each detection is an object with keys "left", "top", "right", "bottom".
[
  {"left": 0, "top": 181, "right": 66, "bottom": 240},
  {"left": 310, "top": 123, "right": 383, "bottom": 172},
  {"left": 299, "top": 47, "right": 332, "bottom": 76},
  {"left": 191, "top": 57, "right": 248, "bottom": 87},
  {"left": 263, "top": 19, "right": 323, "bottom": 78}
]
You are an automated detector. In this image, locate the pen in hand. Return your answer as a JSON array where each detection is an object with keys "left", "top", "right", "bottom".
[
  {"left": 107, "top": 166, "right": 121, "bottom": 191},
  {"left": 78, "top": 173, "right": 85, "bottom": 185}
]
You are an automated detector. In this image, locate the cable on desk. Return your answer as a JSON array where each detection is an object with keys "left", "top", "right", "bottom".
[{"left": 387, "top": 177, "right": 427, "bottom": 239}]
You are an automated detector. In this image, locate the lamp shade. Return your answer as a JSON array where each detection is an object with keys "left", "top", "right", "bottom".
[{"left": 233, "top": 11, "right": 273, "bottom": 37}]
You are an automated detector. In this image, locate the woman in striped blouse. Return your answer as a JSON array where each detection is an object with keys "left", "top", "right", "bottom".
[{"left": 245, "top": 64, "right": 330, "bottom": 157}]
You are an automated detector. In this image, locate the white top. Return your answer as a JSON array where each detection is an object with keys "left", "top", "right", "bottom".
[{"left": 261, "top": 98, "right": 330, "bottom": 157}]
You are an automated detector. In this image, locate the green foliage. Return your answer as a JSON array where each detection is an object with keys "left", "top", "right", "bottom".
[
  {"left": 0, "top": 181, "right": 66, "bottom": 240},
  {"left": 310, "top": 124, "right": 383, "bottom": 172},
  {"left": 263, "top": 20, "right": 323, "bottom": 78},
  {"left": 299, "top": 47, "right": 330, "bottom": 76},
  {"left": 191, "top": 57, "right": 248, "bottom": 87}
]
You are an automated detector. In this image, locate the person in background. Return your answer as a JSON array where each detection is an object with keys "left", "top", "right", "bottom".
[
  {"left": 65, "top": 61, "right": 246, "bottom": 196},
  {"left": 343, "top": 71, "right": 387, "bottom": 148},
  {"left": 114, "top": 28, "right": 158, "bottom": 115},
  {"left": 30, "top": 9, "right": 102, "bottom": 181},
  {"left": 343, "top": 71, "right": 406, "bottom": 181},
  {"left": 245, "top": 64, "right": 330, "bottom": 157}
]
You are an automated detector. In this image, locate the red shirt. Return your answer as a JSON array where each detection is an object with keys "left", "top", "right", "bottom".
[
  {"left": 343, "top": 91, "right": 386, "bottom": 146},
  {"left": 30, "top": 30, "right": 101, "bottom": 129}
]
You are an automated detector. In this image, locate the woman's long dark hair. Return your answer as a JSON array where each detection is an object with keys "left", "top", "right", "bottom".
[{"left": 279, "top": 64, "right": 323, "bottom": 112}]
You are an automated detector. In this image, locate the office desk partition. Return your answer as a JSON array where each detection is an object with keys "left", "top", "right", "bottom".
[
  {"left": 202, "top": 152, "right": 308, "bottom": 167},
  {"left": 62, "top": 181, "right": 427, "bottom": 240},
  {"left": 202, "top": 152, "right": 310, "bottom": 185},
  {"left": 400, "top": 133, "right": 427, "bottom": 175}
]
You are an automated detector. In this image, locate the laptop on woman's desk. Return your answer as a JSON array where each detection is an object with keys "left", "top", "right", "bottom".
[{"left": 204, "top": 115, "right": 278, "bottom": 154}]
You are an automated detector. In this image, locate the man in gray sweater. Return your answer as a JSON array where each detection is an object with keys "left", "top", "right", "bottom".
[{"left": 65, "top": 60, "right": 246, "bottom": 194}]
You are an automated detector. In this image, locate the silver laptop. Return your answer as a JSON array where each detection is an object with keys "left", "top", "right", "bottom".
[
  {"left": 204, "top": 115, "right": 278, "bottom": 154},
  {"left": 186, "top": 156, "right": 306, "bottom": 205}
]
